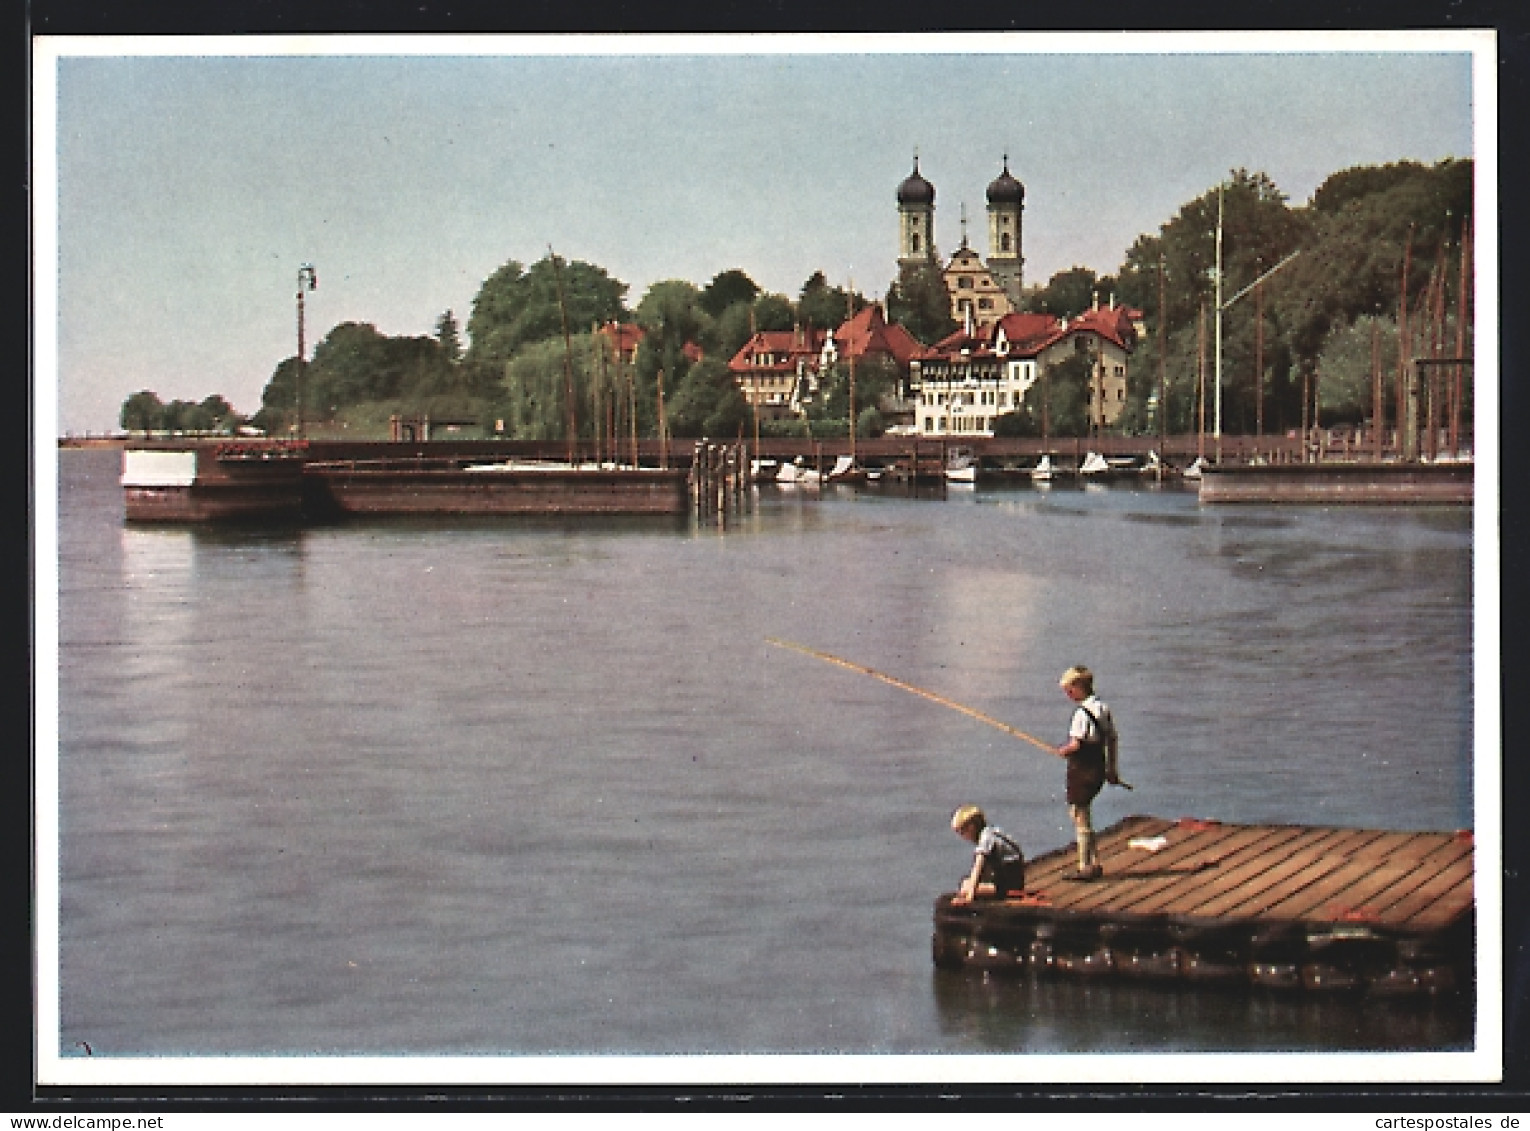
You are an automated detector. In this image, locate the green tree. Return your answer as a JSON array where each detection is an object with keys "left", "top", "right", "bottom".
[
  {"left": 1024, "top": 353, "right": 1092, "bottom": 438},
  {"left": 814, "top": 356, "right": 899, "bottom": 427},
  {"left": 466, "top": 255, "right": 628, "bottom": 371},
  {"left": 700, "top": 269, "right": 760, "bottom": 318},
  {"left": 120, "top": 390, "right": 165, "bottom": 431},
  {"left": 1269, "top": 159, "right": 1470, "bottom": 368},
  {"left": 1313, "top": 314, "right": 1400, "bottom": 424},
  {"left": 797, "top": 271, "right": 863, "bottom": 331},
  {"left": 261, "top": 357, "right": 300, "bottom": 413},
  {"left": 752, "top": 293, "right": 795, "bottom": 332},
  {"left": 498, "top": 334, "right": 598, "bottom": 441},
  {"left": 707, "top": 304, "right": 756, "bottom": 364},
  {"left": 991, "top": 409, "right": 1037, "bottom": 438},
  {"left": 160, "top": 399, "right": 214, "bottom": 432},
  {"left": 665, "top": 357, "right": 750, "bottom": 439},
  {"left": 886, "top": 261, "right": 957, "bottom": 345},
  {"left": 1036, "top": 267, "right": 1099, "bottom": 318},
  {"left": 435, "top": 310, "right": 464, "bottom": 363},
  {"left": 634, "top": 279, "right": 708, "bottom": 397}
]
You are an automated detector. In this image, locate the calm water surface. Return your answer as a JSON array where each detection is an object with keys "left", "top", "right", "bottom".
[{"left": 53, "top": 449, "right": 1475, "bottom": 1060}]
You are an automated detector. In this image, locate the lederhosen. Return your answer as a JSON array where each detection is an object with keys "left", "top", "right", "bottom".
[
  {"left": 1065, "top": 704, "right": 1109, "bottom": 807},
  {"left": 979, "top": 828, "right": 1027, "bottom": 896}
]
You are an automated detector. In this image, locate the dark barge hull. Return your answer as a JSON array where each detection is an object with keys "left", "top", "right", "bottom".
[
  {"left": 1198, "top": 462, "right": 1472, "bottom": 504},
  {"left": 933, "top": 814, "right": 1474, "bottom": 997},
  {"left": 302, "top": 460, "right": 691, "bottom": 517},
  {"left": 121, "top": 444, "right": 306, "bottom": 523},
  {"left": 121, "top": 443, "right": 693, "bottom": 521}
]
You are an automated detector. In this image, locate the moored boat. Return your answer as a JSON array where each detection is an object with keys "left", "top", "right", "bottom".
[
  {"left": 944, "top": 451, "right": 978, "bottom": 484},
  {"left": 1079, "top": 450, "right": 1110, "bottom": 477}
]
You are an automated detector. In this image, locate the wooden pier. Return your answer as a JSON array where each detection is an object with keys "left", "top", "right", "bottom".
[
  {"left": 1197, "top": 462, "right": 1472, "bottom": 505},
  {"left": 933, "top": 814, "right": 1474, "bottom": 996}
]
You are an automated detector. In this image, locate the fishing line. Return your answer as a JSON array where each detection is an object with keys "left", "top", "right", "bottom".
[{"left": 767, "top": 637, "right": 1134, "bottom": 790}]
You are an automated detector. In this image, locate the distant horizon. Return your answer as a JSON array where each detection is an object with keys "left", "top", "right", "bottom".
[{"left": 36, "top": 33, "right": 1484, "bottom": 435}]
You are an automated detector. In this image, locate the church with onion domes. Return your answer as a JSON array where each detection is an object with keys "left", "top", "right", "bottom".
[{"left": 897, "top": 155, "right": 1027, "bottom": 331}]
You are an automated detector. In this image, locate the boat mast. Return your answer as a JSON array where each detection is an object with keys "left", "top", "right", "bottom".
[
  {"left": 1196, "top": 300, "right": 1206, "bottom": 462},
  {"left": 657, "top": 368, "right": 668, "bottom": 470},
  {"left": 1213, "top": 183, "right": 1223, "bottom": 463},
  {"left": 1158, "top": 253, "right": 1166, "bottom": 475},
  {"left": 1452, "top": 214, "right": 1471, "bottom": 457},
  {"left": 549, "top": 246, "right": 578, "bottom": 465},
  {"left": 1371, "top": 317, "right": 1383, "bottom": 462},
  {"left": 1396, "top": 226, "right": 1413, "bottom": 459}
]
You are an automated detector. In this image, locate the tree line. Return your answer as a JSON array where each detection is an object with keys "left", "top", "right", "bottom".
[{"left": 119, "top": 157, "right": 1472, "bottom": 443}]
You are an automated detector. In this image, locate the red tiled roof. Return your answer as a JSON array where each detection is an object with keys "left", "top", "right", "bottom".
[
  {"left": 923, "top": 304, "right": 1139, "bottom": 365},
  {"left": 833, "top": 305, "right": 931, "bottom": 365},
  {"left": 992, "top": 311, "right": 1059, "bottom": 350},
  {"left": 1065, "top": 306, "right": 1136, "bottom": 350},
  {"left": 726, "top": 328, "right": 826, "bottom": 374}
]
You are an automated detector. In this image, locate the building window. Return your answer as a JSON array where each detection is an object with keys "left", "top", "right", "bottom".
[
  {"left": 978, "top": 298, "right": 993, "bottom": 310},
  {"left": 1000, "top": 233, "right": 1012, "bottom": 252}
]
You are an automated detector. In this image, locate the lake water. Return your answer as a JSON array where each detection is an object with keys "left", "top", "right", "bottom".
[{"left": 47, "top": 447, "right": 1481, "bottom": 1077}]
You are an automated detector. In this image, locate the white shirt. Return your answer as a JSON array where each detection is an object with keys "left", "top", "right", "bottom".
[{"left": 1069, "top": 694, "right": 1115, "bottom": 746}]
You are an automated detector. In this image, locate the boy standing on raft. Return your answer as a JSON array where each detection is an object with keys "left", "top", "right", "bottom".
[{"left": 1055, "top": 666, "right": 1120, "bottom": 881}]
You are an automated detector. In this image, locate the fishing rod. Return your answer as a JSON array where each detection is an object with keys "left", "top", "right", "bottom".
[{"left": 765, "top": 636, "right": 1133, "bottom": 789}]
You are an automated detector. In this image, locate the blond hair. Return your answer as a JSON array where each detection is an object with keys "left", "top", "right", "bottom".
[
  {"left": 950, "top": 804, "right": 986, "bottom": 831},
  {"left": 1059, "top": 666, "right": 1094, "bottom": 693}
]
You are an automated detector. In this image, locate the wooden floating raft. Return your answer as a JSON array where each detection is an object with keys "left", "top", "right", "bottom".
[{"left": 933, "top": 814, "right": 1474, "bottom": 997}]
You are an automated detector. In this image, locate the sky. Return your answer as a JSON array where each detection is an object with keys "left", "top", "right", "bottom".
[{"left": 35, "top": 33, "right": 1482, "bottom": 435}]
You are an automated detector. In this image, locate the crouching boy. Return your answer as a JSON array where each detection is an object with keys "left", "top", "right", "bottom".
[{"left": 950, "top": 804, "right": 1026, "bottom": 903}]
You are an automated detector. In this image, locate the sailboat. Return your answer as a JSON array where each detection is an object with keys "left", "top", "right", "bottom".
[
  {"left": 778, "top": 456, "right": 822, "bottom": 486},
  {"left": 1182, "top": 456, "right": 1206, "bottom": 481},
  {"left": 1079, "top": 451, "right": 1110, "bottom": 477},
  {"left": 1030, "top": 454, "right": 1054, "bottom": 483},
  {"left": 827, "top": 454, "right": 861, "bottom": 482}
]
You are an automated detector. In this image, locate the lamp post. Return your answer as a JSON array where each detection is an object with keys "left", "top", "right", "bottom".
[{"left": 296, "top": 263, "right": 317, "bottom": 441}]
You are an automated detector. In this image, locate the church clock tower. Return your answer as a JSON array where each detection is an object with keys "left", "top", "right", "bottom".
[
  {"left": 896, "top": 155, "right": 936, "bottom": 267},
  {"left": 985, "top": 156, "right": 1025, "bottom": 308}
]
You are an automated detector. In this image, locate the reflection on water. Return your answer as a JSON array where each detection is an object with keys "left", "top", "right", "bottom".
[
  {"left": 53, "top": 451, "right": 1478, "bottom": 1061},
  {"left": 931, "top": 969, "right": 1472, "bottom": 1053}
]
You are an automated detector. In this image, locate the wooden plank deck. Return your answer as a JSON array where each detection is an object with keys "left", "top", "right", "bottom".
[
  {"left": 1016, "top": 815, "right": 1474, "bottom": 933},
  {"left": 933, "top": 815, "right": 1475, "bottom": 993}
]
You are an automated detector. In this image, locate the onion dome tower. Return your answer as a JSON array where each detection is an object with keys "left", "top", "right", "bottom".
[
  {"left": 986, "top": 155, "right": 1025, "bottom": 306},
  {"left": 897, "top": 154, "right": 937, "bottom": 267}
]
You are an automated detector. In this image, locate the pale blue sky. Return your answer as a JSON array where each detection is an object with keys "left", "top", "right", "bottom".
[{"left": 39, "top": 36, "right": 1479, "bottom": 434}]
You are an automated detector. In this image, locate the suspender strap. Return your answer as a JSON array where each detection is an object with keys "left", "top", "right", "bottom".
[{"left": 1078, "top": 705, "right": 1112, "bottom": 743}]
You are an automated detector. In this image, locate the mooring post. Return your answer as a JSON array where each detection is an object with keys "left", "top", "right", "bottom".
[{"left": 1403, "top": 361, "right": 1422, "bottom": 463}]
